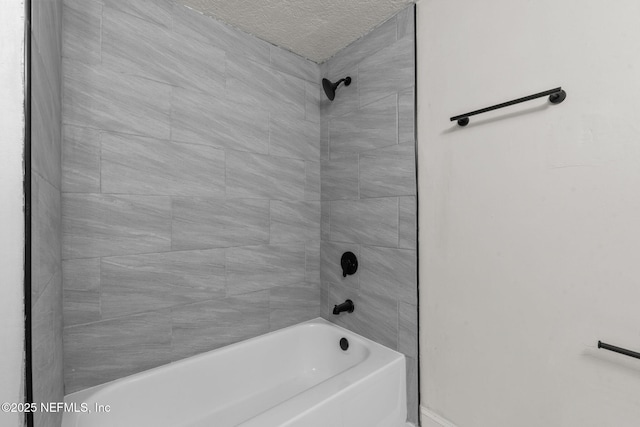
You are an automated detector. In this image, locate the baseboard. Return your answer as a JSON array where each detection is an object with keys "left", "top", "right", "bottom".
[{"left": 420, "top": 406, "right": 458, "bottom": 427}]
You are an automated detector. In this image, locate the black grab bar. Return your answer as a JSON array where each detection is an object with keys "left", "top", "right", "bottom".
[
  {"left": 450, "top": 87, "right": 567, "bottom": 127},
  {"left": 597, "top": 341, "right": 640, "bottom": 360}
]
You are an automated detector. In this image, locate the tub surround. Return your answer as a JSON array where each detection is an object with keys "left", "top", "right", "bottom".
[
  {"left": 319, "top": 6, "right": 418, "bottom": 424},
  {"left": 60, "top": 0, "right": 418, "bottom": 422},
  {"left": 62, "top": 0, "right": 321, "bottom": 394}
]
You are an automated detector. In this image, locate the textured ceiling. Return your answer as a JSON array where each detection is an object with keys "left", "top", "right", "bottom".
[{"left": 176, "top": 0, "right": 414, "bottom": 63}]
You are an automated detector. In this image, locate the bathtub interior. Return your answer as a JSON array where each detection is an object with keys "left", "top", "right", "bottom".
[{"left": 63, "top": 319, "right": 405, "bottom": 427}]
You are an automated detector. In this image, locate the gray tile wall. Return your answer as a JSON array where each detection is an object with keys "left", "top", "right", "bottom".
[
  {"left": 319, "top": 6, "right": 418, "bottom": 424},
  {"left": 61, "top": 0, "right": 321, "bottom": 393},
  {"left": 32, "top": 0, "right": 64, "bottom": 425},
  {"left": 61, "top": 1, "right": 417, "bottom": 421}
]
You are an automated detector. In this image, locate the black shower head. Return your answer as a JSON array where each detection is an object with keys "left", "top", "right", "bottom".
[{"left": 322, "top": 76, "right": 352, "bottom": 101}]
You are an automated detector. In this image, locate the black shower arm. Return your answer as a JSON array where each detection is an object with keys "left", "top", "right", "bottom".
[{"left": 334, "top": 78, "right": 348, "bottom": 87}]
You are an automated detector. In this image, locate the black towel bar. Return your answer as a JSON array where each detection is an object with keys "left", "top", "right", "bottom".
[
  {"left": 450, "top": 87, "right": 567, "bottom": 127},
  {"left": 597, "top": 341, "right": 640, "bottom": 360}
]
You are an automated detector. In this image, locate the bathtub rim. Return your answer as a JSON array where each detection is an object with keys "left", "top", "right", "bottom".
[{"left": 64, "top": 316, "right": 403, "bottom": 403}]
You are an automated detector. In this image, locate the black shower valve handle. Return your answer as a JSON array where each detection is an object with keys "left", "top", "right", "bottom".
[{"left": 341, "top": 251, "right": 358, "bottom": 277}]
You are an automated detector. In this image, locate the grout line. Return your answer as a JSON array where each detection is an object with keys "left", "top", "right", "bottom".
[
  {"left": 98, "top": 256, "right": 102, "bottom": 319},
  {"left": 396, "top": 92, "right": 400, "bottom": 145},
  {"left": 357, "top": 153, "right": 361, "bottom": 200},
  {"left": 267, "top": 111, "right": 272, "bottom": 155},
  {"left": 169, "top": 196, "right": 174, "bottom": 251},
  {"left": 99, "top": 3, "right": 103, "bottom": 65},
  {"left": 224, "top": 248, "right": 228, "bottom": 298},
  {"left": 397, "top": 197, "right": 401, "bottom": 248},
  {"left": 69, "top": 274, "right": 273, "bottom": 330},
  {"left": 268, "top": 199, "right": 272, "bottom": 244},
  {"left": 168, "top": 85, "right": 174, "bottom": 142},
  {"left": 98, "top": 130, "right": 102, "bottom": 194}
]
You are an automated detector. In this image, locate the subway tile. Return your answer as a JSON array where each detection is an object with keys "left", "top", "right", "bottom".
[
  {"left": 172, "top": 4, "right": 271, "bottom": 65},
  {"left": 329, "top": 94, "right": 397, "bottom": 159},
  {"left": 62, "top": 258, "right": 100, "bottom": 291},
  {"left": 100, "top": 249, "right": 226, "bottom": 319},
  {"left": 171, "top": 87, "right": 269, "bottom": 154},
  {"left": 226, "top": 244, "right": 306, "bottom": 295},
  {"left": 32, "top": 270, "right": 63, "bottom": 427},
  {"left": 398, "top": 196, "right": 417, "bottom": 249},
  {"left": 63, "top": 289, "right": 100, "bottom": 327},
  {"left": 269, "top": 114, "right": 320, "bottom": 160},
  {"left": 102, "top": 0, "right": 173, "bottom": 28},
  {"left": 358, "top": 36, "right": 415, "bottom": 107},
  {"left": 320, "top": 241, "right": 360, "bottom": 288},
  {"left": 359, "top": 246, "right": 417, "bottom": 305},
  {"left": 62, "top": 194, "right": 172, "bottom": 259},
  {"left": 62, "top": 0, "right": 102, "bottom": 65},
  {"left": 359, "top": 142, "right": 416, "bottom": 198},
  {"left": 270, "top": 45, "right": 320, "bottom": 83},
  {"left": 226, "top": 54, "right": 306, "bottom": 118},
  {"left": 321, "top": 156, "right": 359, "bottom": 200},
  {"left": 64, "top": 310, "right": 173, "bottom": 393},
  {"left": 305, "top": 161, "right": 321, "bottom": 201},
  {"left": 62, "top": 125, "right": 100, "bottom": 193},
  {"left": 396, "top": 6, "right": 415, "bottom": 41},
  {"left": 398, "top": 87, "right": 415, "bottom": 145},
  {"left": 32, "top": 46, "right": 62, "bottom": 189},
  {"left": 32, "top": 173, "right": 61, "bottom": 303},
  {"left": 305, "top": 82, "right": 321, "bottom": 124},
  {"left": 270, "top": 201, "right": 321, "bottom": 244},
  {"left": 63, "top": 59, "right": 172, "bottom": 139},
  {"left": 330, "top": 198, "right": 398, "bottom": 246},
  {"left": 226, "top": 151, "right": 305, "bottom": 200},
  {"left": 328, "top": 15, "right": 397, "bottom": 78},
  {"left": 171, "top": 198, "right": 270, "bottom": 250},
  {"left": 399, "top": 302, "right": 418, "bottom": 358},
  {"left": 306, "top": 241, "right": 321, "bottom": 286},
  {"left": 101, "top": 133, "right": 225, "bottom": 197},
  {"left": 170, "top": 291, "right": 270, "bottom": 360}
]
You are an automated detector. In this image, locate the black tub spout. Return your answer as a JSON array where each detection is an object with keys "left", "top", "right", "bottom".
[{"left": 333, "top": 299, "right": 354, "bottom": 315}]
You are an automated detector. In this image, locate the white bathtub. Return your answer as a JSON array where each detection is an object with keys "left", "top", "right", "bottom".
[{"left": 62, "top": 317, "right": 407, "bottom": 427}]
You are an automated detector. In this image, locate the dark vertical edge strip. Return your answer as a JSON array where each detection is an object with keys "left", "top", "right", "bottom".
[
  {"left": 24, "top": 0, "right": 34, "bottom": 425},
  {"left": 412, "top": 3, "right": 421, "bottom": 425}
]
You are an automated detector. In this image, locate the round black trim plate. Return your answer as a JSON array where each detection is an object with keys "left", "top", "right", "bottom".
[
  {"left": 341, "top": 252, "right": 358, "bottom": 277},
  {"left": 340, "top": 337, "right": 349, "bottom": 351}
]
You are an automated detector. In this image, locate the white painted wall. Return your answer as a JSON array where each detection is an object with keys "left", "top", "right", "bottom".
[
  {"left": 417, "top": 0, "right": 640, "bottom": 426},
  {"left": 0, "top": 1, "right": 25, "bottom": 426}
]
